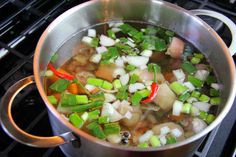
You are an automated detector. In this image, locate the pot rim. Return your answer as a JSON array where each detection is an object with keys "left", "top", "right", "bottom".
[{"left": 33, "top": 0, "right": 236, "bottom": 151}]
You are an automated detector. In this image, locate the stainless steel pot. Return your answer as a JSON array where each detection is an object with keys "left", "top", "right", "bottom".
[{"left": 1, "top": 0, "right": 236, "bottom": 157}]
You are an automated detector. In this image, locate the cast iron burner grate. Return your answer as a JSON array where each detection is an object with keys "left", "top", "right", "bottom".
[{"left": 0, "top": 0, "right": 235, "bottom": 157}]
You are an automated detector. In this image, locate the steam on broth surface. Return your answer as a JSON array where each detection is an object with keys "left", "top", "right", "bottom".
[{"left": 44, "top": 22, "right": 221, "bottom": 148}]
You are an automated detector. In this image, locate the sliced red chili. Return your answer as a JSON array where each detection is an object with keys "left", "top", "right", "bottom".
[
  {"left": 48, "top": 63, "right": 74, "bottom": 81},
  {"left": 141, "top": 82, "right": 159, "bottom": 104}
]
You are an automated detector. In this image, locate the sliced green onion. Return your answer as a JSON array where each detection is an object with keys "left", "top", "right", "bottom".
[
  {"left": 210, "top": 97, "right": 221, "bottom": 105},
  {"left": 86, "top": 121, "right": 106, "bottom": 139},
  {"left": 155, "top": 38, "right": 167, "bottom": 52},
  {"left": 150, "top": 135, "right": 161, "bottom": 147},
  {"left": 170, "top": 81, "right": 188, "bottom": 95},
  {"left": 191, "top": 91, "right": 201, "bottom": 99},
  {"left": 182, "top": 103, "right": 192, "bottom": 114},
  {"left": 103, "top": 123, "right": 121, "bottom": 136},
  {"left": 91, "top": 37, "right": 99, "bottom": 47},
  {"left": 190, "top": 106, "right": 200, "bottom": 116},
  {"left": 113, "top": 79, "right": 122, "bottom": 89},
  {"left": 98, "top": 116, "right": 109, "bottom": 124},
  {"left": 102, "top": 81, "right": 113, "bottom": 90},
  {"left": 69, "top": 113, "right": 84, "bottom": 128},
  {"left": 178, "top": 92, "right": 190, "bottom": 102},
  {"left": 116, "top": 86, "right": 128, "bottom": 100},
  {"left": 76, "top": 95, "right": 89, "bottom": 104},
  {"left": 199, "top": 94, "right": 210, "bottom": 103},
  {"left": 166, "top": 136, "right": 177, "bottom": 144},
  {"left": 165, "top": 30, "right": 174, "bottom": 37},
  {"left": 125, "top": 64, "right": 136, "bottom": 71},
  {"left": 90, "top": 92, "right": 105, "bottom": 102},
  {"left": 206, "top": 114, "right": 216, "bottom": 124},
  {"left": 45, "top": 70, "right": 53, "bottom": 77},
  {"left": 88, "top": 110, "right": 100, "bottom": 120},
  {"left": 50, "top": 53, "right": 59, "bottom": 63},
  {"left": 194, "top": 53, "right": 204, "bottom": 59},
  {"left": 131, "top": 91, "right": 143, "bottom": 105},
  {"left": 72, "top": 101, "right": 104, "bottom": 113},
  {"left": 181, "top": 61, "right": 197, "bottom": 74},
  {"left": 107, "top": 29, "right": 116, "bottom": 39},
  {"left": 47, "top": 95, "right": 58, "bottom": 105},
  {"left": 129, "top": 74, "right": 139, "bottom": 84},
  {"left": 49, "top": 79, "right": 70, "bottom": 92},
  {"left": 81, "top": 112, "right": 89, "bottom": 121},
  {"left": 188, "top": 75, "right": 204, "bottom": 88},
  {"left": 87, "top": 77, "right": 104, "bottom": 87},
  {"left": 191, "top": 57, "right": 201, "bottom": 64},
  {"left": 199, "top": 111, "right": 208, "bottom": 121},
  {"left": 138, "top": 143, "right": 149, "bottom": 148},
  {"left": 61, "top": 93, "right": 78, "bottom": 106},
  {"left": 210, "top": 88, "right": 220, "bottom": 97},
  {"left": 206, "top": 75, "right": 216, "bottom": 85},
  {"left": 137, "top": 89, "right": 150, "bottom": 98}
]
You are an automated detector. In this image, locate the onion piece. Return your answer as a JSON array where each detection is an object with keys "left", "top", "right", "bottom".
[
  {"left": 82, "top": 36, "right": 93, "bottom": 45},
  {"left": 85, "top": 84, "right": 96, "bottom": 92},
  {"left": 104, "top": 93, "right": 116, "bottom": 103},
  {"left": 112, "top": 100, "right": 121, "bottom": 109},
  {"left": 111, "top": 27, "right": 121, "bottom": 33},
  {"left": 192, "top": 118, "right": 207, "bottom": 133},
  {"left": 183, "top": 82, "right": 195, "bottom": 92},
  {"left": 139, "top": 130, "right": 154, "bottom": 143},
  {"left": 171, "top": 128, "right": 183, "bottom": 138},
  {"left": 120, "top": 74, "right": 130, "bottom": 86},
  {"left": 166, "top": 37, "right": 185, "bottom": 59},
  {"left": 115, "top": 57, "right": 124, "bottom": 67},
  {"left": 88, "top": 29, "right": 96, "bottom": 37},
  {"left": 128, "top": 83, "right": 145, "bottom": 93},
  {"left": 89, "top": 54, "right": 101, "bottom": 63},
  {"left": 107, "top": 134, "right": 122, "bottom": 144},
  {"left": 124, "top": 111, "right": 133, "bottom": 119},
  {"left": 99, "top": 35, "right": 115, "bottom": 46},
  {"left": 126, "top": 56, "right": 149, "bottom": 67},
  {"left": 160, "top": 126, "right": 170, "bottom": 135},
  {"left": 101, "top": 103, "right": 123, "bottom": 122},
  {"left": 141, "top": 50, "right": 153, "bottom": 57},
  {"left": 126, "top": 40, "right": 136, "bottom": 48},
  {"left": 172, "top": 69, "right": 185, "bottom": 83},
  {"left": 159, "top": 135, "right": 167, "bottom": 145},
  {"left": 99, "top": 88, "right": 118, "bottom": 93},
  {"left": 172, "top": 100, "right": 183, "bottom": 116},
  {"left": 96, "top": 46, "right": 108, "bottom": 54},
  {"left": 192, "top": 102, "right": 211, "bottom": 112},
  {"left": 113, "top": 68, "right": 126, "bottom": 78},
  {"left": 211, "top": 83, "right": 222, "bottom": 90},
  {"left": 194, "top": 70, "right": 209, "bottom": 81}
]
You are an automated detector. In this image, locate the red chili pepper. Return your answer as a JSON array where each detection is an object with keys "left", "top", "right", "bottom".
[
  {"left": 48, "top": 63, "right": 74, "bottom": 81},
  {"left": 141, "top": 82, "right": 159, "bottom": 104}
]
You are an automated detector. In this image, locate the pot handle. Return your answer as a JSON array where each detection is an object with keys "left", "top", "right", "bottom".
[
  {"left": 191, "top": 9, "right": 236, "bottom": 56},
  {"left": 0, "top": 75, "right": 77, "bottom": 147}
]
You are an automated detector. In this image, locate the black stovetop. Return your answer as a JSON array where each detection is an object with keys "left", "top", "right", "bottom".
[{"left": 0, "top": 0, "right": 235, "bottom": 157}]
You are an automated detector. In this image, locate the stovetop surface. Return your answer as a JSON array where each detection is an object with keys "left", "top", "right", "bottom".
[{"left": 0, "top": 0, "right": 235, "bottom": 157}]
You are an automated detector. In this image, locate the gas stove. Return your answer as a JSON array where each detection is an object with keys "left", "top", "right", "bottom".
[{"left": 0, "top": 0, "right": 235, "bottom": 157}]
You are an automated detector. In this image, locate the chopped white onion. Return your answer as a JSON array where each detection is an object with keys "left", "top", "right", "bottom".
[
  {"left": 107, "top": 134, "right": 122, "bottom": 144},
  {"left": 139, "top": 130, "right": 154, "bottom": 143},
  {"left": 184, "top": 82, "right": 195, "bottom": 91},
  {"left": 171, "top": 128, "right": 182, "bottom": 137},
  {"left": 89, "top": 54, "right": 101, "bottom": 63},
  {"left": 128, "top": 83, "right": 145, "bottom": 93},
  {"left": 99, "top": 35, "right": 115, "bottom": 46},
  {"left": 172, "top": 100, "right": 183, "bottom": 116},
  {"left": 111, "top": 27, "right": 121, "bottom": 33},
  {"left": 113, "top": 68, "right": 126, "bottom": 78},
  {"left": 190, "top": 106, "right": 200, "bottom": 116},
  {"left": 82, "top": 36, "right": 93, "bottom": 45},
  {"left": 115, "top": 57, "right": 124, "bottom": 67},
  {"left": 160, "top": 126, "right": 170, "bottom": 135},
  {"left": 124, "top": 111, "right": 133, "bottom": 119},
  {"left": 192, "top": 118, "right": 207, "bottom": 133},
  {"left": 99, "top": 88, "right": 118, "bottom": 93},
  {"left": 121, "top": 56, "right": 128, "bottom": 63},
  {"left": 96, "top": 46, "right": 108, "bottom": 54},
  {"left": 211, "top": 83, "right": 222, "bottom": 90},
  {"left": 187, "top": 97, "right": 198, "bottom": 103},
  {"left": 101, "top": 103, "right": 123, "bottom": 122},
  {"left": 139, "top": 65, "right": 147, "bottom": 70},
  {"left": 115, "top": 39, "right": 120, "bottom": 43},
  {"left": 126, "top": 40, "right": 136, "bottom": 48},
  {"left": 113, "top": 22, "right": 124, "bottom": 27},
  {"left": 159, "top": 135, "right": 167, "bottom": 145},
  {"left": 173, "top": 69, "right": 185, "bottom": 83},
  {"left": 81, "top": 112, "right": 88, "bottom": 121},
  {"left": 192, "top": 102, "right": 211, "bottom": 112},
  {"left": 120, "top": 74, "right": 130, "bottom": 85},
  {"left": 85, "top": 84, "right": 96, "bottom": 92},
  {"left": 126, "top": 56, "right": 149, "bottom": 67},
  {"left": 140, "top": 50, "right": 153, "bottom": 57},
  {"left": 194, "top": 70, "right": 209, "bottom": 81},
  {"left": 112, "top": 100, "right": 121, "bottom": 109},
  {"left": 88, "top": 29, "right": 96, "bottom": 37},
  {"left": 105, "top": 93, "right": 116, "bottom": 103},
  {"left": 118, "top": 100, "right": 133, "bottom": 115}
]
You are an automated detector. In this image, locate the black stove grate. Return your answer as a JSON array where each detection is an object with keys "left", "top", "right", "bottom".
[{"left": 0, "top": 0, "right": 235, "bottom": 157}]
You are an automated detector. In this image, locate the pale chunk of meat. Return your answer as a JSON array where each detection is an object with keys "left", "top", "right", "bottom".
[
  {"left": 153, "top": 83, "right": 177, "bottom": 112},
  {"left": 152, "top": 122, "right": 185, "bottom": 141},
  {"left": 95, "top": 63, "right": 116, "bottom": 82},
  {"left": 166, "top": 37, "right": 185, "bottom": 59}
]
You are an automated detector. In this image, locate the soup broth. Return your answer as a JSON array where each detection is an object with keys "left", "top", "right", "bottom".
[{"left": 44, "top": 22, "right": 221, "bottom": 148}]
